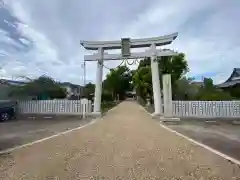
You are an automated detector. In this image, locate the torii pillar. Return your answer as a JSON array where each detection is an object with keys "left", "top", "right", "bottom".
[
  {"left": 150, "top": 43, "right": 162, "bottom": 116},
  {"left": 93, "top": 47, "right": 104, "bottom": 114}
]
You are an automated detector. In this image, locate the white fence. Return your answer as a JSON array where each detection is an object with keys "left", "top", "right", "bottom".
[
  {"left": 172, "top": 101, "right": 240, "bottom": 118},
  {"left": 17, "top": 99, "right": 92, "bottom": 116}
]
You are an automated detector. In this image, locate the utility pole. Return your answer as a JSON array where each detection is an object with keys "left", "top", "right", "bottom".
[
  {"left": 79, "top": 61, "right": 86, "bottom": 100},
  {"left": 83, "top": 61, "right": 86, "bottom": 86}
]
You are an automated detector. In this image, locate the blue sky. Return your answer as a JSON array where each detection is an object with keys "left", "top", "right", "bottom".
[{"left": 0, "top": 0, "right": 240, "bottom": 84}]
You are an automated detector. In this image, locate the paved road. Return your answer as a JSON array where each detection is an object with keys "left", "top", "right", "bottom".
[
  {"left": 165, "top": 122, "right": 240, "bottom": 161},
  {"left": 0, "top": 118, "right": 91, "bottom": 151},
  {"left": 0, "top": 101, "right": 240, "bottom": 179}
]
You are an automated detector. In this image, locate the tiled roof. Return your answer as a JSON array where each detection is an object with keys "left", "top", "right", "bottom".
[
  {"left": 217, "top": 68, "right": 240, "bottom": 87},
  {"left": 0, "top": 79, "right": 82, "bottom": 88},
  {"left": 217, "top": 80, "right": 240, "bottom": 88},
  {"left": 0, "top": 79, "right": 27, "bottom": 86},
  {"left": 235, "top": 68, "right": 240, "bottom": 75}
]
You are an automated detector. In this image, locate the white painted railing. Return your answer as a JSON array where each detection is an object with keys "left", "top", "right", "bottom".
[
  {"left": 172, "top": 101, "right": 240, "bottom": 117},
  {"left": 17, "top": 99, "right": 92, "bottom": 116}
]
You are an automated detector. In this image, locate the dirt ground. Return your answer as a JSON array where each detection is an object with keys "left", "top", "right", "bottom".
[
  {"left": 0, "top": 101, "right": 240, "bottom": 179},
  {"left": 0, "top": 116, "right": 92, "bottom": 151}
]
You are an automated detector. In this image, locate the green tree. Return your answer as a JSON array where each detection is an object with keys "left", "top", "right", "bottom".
[
  {"left": 226, "top": 87, "right": 240, "bottom": 99},
  {"left": 9, "top": 75, "right": 67, "bottom": 100},
  {"left": 160, "top": 53, "right": 188, "bottom": 80},
  {"left": 103, "top": 65, "right": 131, "bottom": 100},
  {"left": 83, "top": 82, "right": 95, "bottom": 100},
  {"left": 133, "top": 52, "right": 188, "bottom": 100},
  {"left": 174, "top": 77, "right": 201, "bottom": 100},
  {"left": 196, "top": 77, "right": 233, "bottom": 100},
  {"left": 132, "top": 66, "right": 152, "bottom": 100},
  {"left": 203, "top": 77, "right": 214, "bottom": 90}
]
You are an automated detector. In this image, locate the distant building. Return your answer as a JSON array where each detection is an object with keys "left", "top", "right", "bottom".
[
  {"left": 0, "top": 79, "right": 28, "bottom": 100},
  {"left": 191, "top": 81, "right": 204, "bottom": 87},
  {"left": 217, "top": 68, "right": 240, "bottom": 88},
  {"left": 0, "top": 79, "right": 84, "bottom": 100},
  {"left": 0, "top": 79, "right": 27, "bottom": 86},
  {"left": 59, "top": 82, "right": 84, "bottom": 99},
  {"left": 125, "top": 90, "right": 136, "bottom": 99}
]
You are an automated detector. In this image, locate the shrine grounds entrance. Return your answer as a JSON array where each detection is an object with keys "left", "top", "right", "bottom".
[
  {"left": 80, "top": 33, "right": 178, "bottom": 118},
  {"left": 1, "top": 101, "right": 239, "bottom": 179}
]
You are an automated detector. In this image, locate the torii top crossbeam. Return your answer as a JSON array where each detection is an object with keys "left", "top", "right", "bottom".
[
  {"left": 80, "top": 33, "right": 178, "bottom": 50},
  {"left": 84, "top": 49, "right": 178, "bottom": 61}
]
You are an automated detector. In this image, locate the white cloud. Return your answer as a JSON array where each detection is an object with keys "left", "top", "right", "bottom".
[{"left": 1, "top": 0, "right": 240, "bottom": 85}]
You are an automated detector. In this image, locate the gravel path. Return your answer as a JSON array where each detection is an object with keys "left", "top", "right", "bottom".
[{"left": 0, "top": 101, "right": 240, "bottom": 179}]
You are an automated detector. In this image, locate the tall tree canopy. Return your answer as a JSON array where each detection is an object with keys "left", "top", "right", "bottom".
[
  {"left": 132, "top": 66, "right": 152, "bottom": 99},
  {"left": 103, "top": 65, "right": 132, "bottom": 101},
  {"left": 133, "top": 52, "right": 188, "bottom": 100},
  {"left": 9, "top": 76, "right": 67, "bottom": 100},
  {"left": 83, "top": 82, "right": 95, "bottom": 100},
  {"left": 174, "top": 77, "right": 201, "bottom": 100}
]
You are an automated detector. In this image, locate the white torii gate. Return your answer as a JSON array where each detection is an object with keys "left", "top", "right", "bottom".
[{"left": 80, "top": 33, "right": 178, "bottom": 116}]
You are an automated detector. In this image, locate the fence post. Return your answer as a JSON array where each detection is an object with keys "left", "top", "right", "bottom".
[
  {"left": 82, "top": 98, "right": 88, "bottom": 119},
  {"left": 88, "top": 100, "right": 92, "bottom": 113}
]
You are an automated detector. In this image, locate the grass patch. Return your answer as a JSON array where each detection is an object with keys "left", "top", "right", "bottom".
[
  {"left": 101, "top": 101, "right": 119, "bottom": 114},
  {"left": 137, "top": 97, "right": 154, "bottom": 114},
  {"left": 145, "top": 105, "right": 154, "bottom": 114}
]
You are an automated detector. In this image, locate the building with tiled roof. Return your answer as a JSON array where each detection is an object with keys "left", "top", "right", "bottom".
[{"left": 217, "top": 68, "right": 240, "bottom": 88}]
